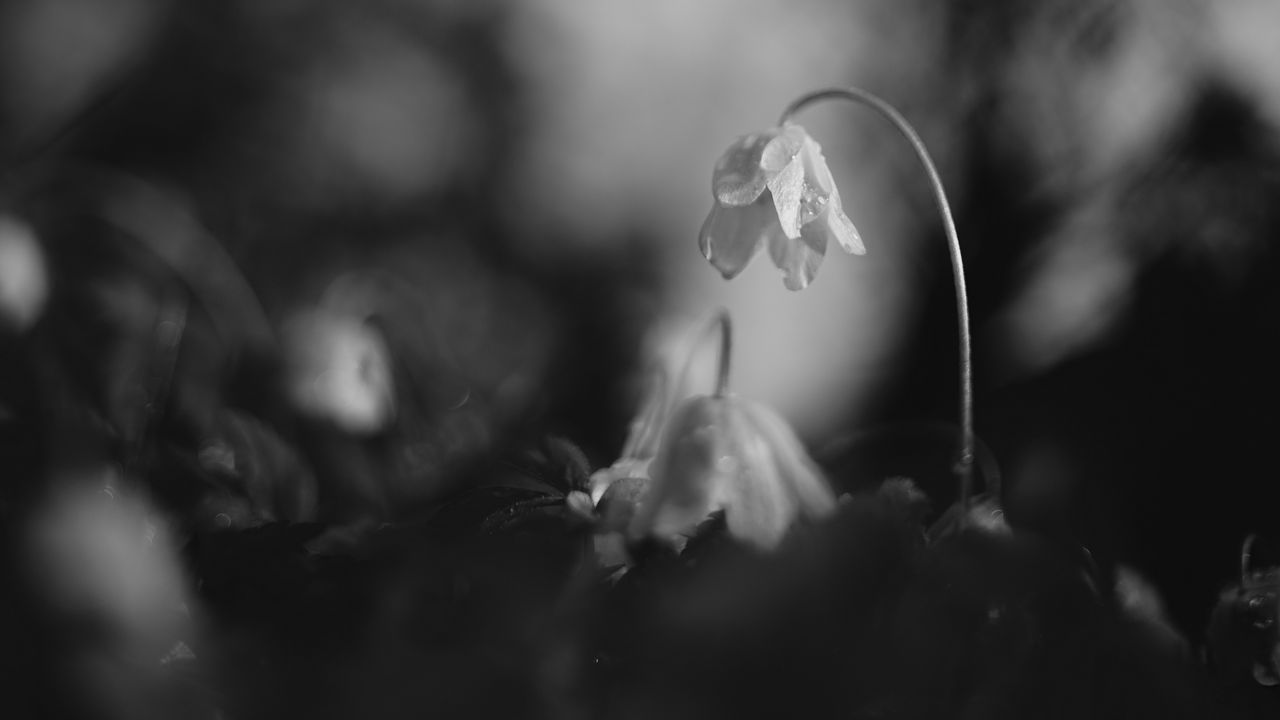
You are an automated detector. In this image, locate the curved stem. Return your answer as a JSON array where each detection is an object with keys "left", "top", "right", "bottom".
[
  {"left": 1242, "top": 533, "right": 1258, "bottom": 584},
  {"left": 780, "top": 87, "right": 975, "bottom": 522},
  {"left": 623, "top": 310, "right": 733, "bottom": 466},
  {"left": 674, "top": 308, "right": 734, "bottom": 404},
  {"left": 713, "top": 309, "right": 732, "bottom": 398}
]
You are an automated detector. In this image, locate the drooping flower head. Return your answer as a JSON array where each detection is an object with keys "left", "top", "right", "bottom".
[
  {"left": 585, "top": 310, "right": 836, "bottom": 556},
  {"left": 628, "top": 392, "right": 837, "bottom": 549},
  {"left": 282, "top": 306, "right": 395, "bottom": 435},
  {"left": 699, "top": 123, "right": 864, "bottom": 291}
]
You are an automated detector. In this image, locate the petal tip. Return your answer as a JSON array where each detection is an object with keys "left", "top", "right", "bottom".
[
  {"left": 717, "top": 264, "right": 746, "bottom": 281},
  {"left": 830, "top": 209, "right": 866, "bottom": 255},
  {"left": 700, "top": 202, "right": 777, "bottom": 281},
  {"left": 780, "top": 268, "right": 811, "bottom": 291}
]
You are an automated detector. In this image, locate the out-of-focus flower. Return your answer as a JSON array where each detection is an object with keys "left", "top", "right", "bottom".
[
  {"left": 282, "top": 307, "right": 395, "bottom": 435},
  {"left": 589, "top": 311, "right": 834, "bottom": 555},
  {"left": 21, "top": 471, "right": 190, "bottom": 651},
  {"left": 699, "top": 123, "right": 864, "bottom": 290},
  {"left": 21, "top": 470, "right": 202, "bottom": 720},
  {"left": 628, "top": 393, "right": 837, "bottom": 549},
  {"left": 0, "top": 214, "right": 49, "bottom": 333}
]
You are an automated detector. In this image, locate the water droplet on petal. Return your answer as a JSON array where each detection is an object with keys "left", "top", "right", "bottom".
[
  {"left": 829, "top": 210, "right": 865, "bottom": 255},
  {"left": 799, "top": 184, "right": 829, "bottom": 224}
]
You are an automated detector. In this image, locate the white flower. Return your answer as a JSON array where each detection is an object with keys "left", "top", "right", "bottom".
[
  {"left": 282, "top": 308, "right": 395, "bottom": 434},
  {"left": 629, "top": 393, "right": 837, "bottom": 549},
  {"left": 699, "top": 123, "right": 864, "bottom": 290}
]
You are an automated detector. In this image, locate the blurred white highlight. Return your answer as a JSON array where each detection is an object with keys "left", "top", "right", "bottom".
[{"left": 0, "top": 215, "right": 50, "bottom": 333}]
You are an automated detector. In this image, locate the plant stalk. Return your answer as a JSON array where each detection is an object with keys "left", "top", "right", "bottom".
[{"left": 780, "top": 87, "right": 975, "bottom": 522}]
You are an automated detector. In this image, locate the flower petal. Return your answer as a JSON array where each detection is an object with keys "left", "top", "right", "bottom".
[
  {"left": 767, "top": 223, "right": 827, "bottom": 291},
  {"left": 596, "top": 474, "right": 651, "bottom": 532},
  {"left": 737, "top": 400, "right": 836, "bottom": 520},
  {"left": 766, "top": 154, "right": 805, "bottom": 239},
  {"left": 760, "top": 124, "right": 809, "bottom": 173},
  {"left": 629, "top": 396, "right": 726, "bottom": 542},
  {"left": 823, "top": 194, "right": 866, "bottom": 255},
  {"left": 798, "top": 133, "right": 837, "bottom": 196},
  {"left": 797, "top": 134, "right": 866, "bottom": 255},
  {"left": 715, "top": 401, "right": 796, "bottom": 548},
  {"left": 589, "top": 458, "right": 650, "bottom": 504},
  {"left": 633, "top": 394, "right": 836, "bottom": 550},
  {"left": 711, "top": 133, "right": 774, "bottom": 206},
  {"left": 713, "top": 126, "right": 808, "bottom": 206},
  {"left": 699, "top": 199, "right": 780, "bottom": 280}
]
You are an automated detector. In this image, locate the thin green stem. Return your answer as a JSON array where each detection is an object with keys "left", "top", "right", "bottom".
[{"left": 780, "top": 87, "right": 975, "bottom": 523}]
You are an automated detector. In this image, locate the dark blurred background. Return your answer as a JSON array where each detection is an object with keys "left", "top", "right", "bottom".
[{"left": 2, "top": 0, "right": 1280, "bottom": 716}]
